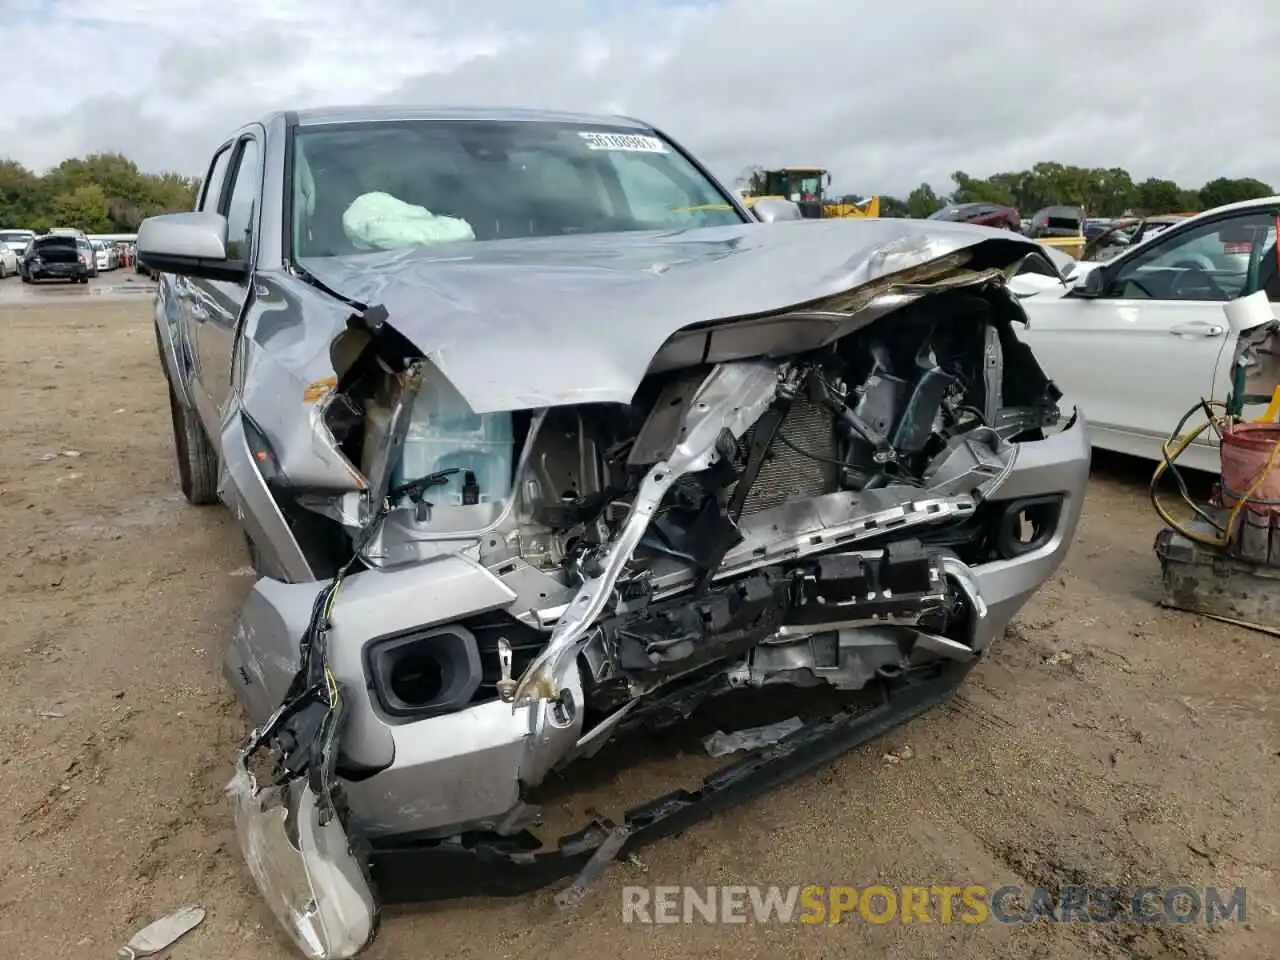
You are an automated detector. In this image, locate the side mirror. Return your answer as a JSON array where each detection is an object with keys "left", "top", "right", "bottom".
[
  {"left": 1070, "top": 266, "right": 1106, "bottom": 297},
  {"left": 136, "top": 212, "right": 246, "bottom": 282},
  {"left": 752, "top": 197, "right": 804, "bottom": 222}
]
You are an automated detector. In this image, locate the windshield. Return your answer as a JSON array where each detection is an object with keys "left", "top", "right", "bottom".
[
  {"left": 290, "top": 119, "right": 746, "bottom": 258},
  {"left": 0, "top": 231, "right": 32, "bottom": 244},
  {"left": 33, "top": 236, "right": 77, "bottom": 248}
]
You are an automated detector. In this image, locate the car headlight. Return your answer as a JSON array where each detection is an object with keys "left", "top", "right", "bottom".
[{"left": 227, "top": 765, "right": 377, "bottom": 959}]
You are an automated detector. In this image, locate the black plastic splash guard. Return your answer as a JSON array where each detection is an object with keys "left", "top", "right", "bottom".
[{"left": 367, "top": 660, "right": 971, "bottom": 903}]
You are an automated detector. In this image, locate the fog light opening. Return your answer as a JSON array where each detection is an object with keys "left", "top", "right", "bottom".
[
  {"left": 388, "top": 653, "right": 445, "bottom": 707},
  {"left": 995, "top": 494, "right": 1062, "bottom": 558}
]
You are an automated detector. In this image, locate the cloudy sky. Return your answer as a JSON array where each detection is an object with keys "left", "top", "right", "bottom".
[{"left": 2, "top": 0, "right": 1278, "bottom": 196}]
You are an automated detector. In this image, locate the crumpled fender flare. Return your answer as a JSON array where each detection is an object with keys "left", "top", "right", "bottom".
[{"left": 154, "top": 278, "right": 194, "bottom": 408}]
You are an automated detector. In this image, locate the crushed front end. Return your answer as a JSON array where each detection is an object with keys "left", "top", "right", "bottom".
[{"left": 224, "top": 260, "right": 1089, "bottom": 957}]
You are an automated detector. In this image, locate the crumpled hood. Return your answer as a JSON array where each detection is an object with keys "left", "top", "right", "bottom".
[{"left": 301, "top": 217, "right": 1045, "bottom": 413}]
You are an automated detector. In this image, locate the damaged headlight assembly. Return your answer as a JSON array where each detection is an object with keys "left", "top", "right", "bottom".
[
  {"left": 227, "top": 534, "right": 382, "bottom": 957},
  {"left": 228, "top": 767, "right": 376, "bottom": 959}
]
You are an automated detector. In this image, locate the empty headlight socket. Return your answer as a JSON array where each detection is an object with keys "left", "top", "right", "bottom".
[{"left": 364, "top": 624, "right": 483, "bottom": 721}]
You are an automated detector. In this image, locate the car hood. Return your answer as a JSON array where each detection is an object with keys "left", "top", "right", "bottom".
[{"left": 300, "top": 218, "right": 1045, "bottom": 414}]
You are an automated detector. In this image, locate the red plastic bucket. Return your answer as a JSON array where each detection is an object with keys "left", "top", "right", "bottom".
[{"left": 1220, "top": 422, "right": 1280, "bottom": 515}]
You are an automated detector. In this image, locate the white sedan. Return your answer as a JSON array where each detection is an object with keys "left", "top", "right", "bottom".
[
  {"left": 0, "top": 243, "right": 17, "bottom": 279},
  {"left": 1015, "top": 196, "right": 1280, "bottom": 473}
]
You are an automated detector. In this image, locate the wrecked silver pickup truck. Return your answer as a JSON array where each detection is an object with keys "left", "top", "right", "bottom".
[{"left": 137, "top": 106, "right": 1089, "bottom": 958}]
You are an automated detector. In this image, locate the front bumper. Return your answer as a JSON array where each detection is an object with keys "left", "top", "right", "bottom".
[
  {"left": 27, "top": 262, "right": 87, "bottom": 279},
  {"left": 223, "top": 411, "right": 1089, "bottom": 940}
]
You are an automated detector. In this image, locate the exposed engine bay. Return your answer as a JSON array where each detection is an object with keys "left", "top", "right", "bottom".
[
  {"left": 226, "top": 270, "right": 1084, "bottom": 960},
  {"left": 302, "top": 282, "right": 1058, "bottom": 717}
]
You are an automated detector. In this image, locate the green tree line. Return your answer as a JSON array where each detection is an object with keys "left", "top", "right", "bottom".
[
  {"left": 866, "top": 163, "right": 1274, "bottom": 219},
  {"left": 0, "top": 153, "right": 200, "bottom": 233}
]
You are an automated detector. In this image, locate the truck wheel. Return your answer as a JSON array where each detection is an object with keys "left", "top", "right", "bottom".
[{"left": 167, "top": 378, "right": 220, "bottom": 505}]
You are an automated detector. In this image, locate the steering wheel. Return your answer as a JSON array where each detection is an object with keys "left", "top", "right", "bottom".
[{"left": 1169, "top": 261, "right": 1225, "bottom": 300}]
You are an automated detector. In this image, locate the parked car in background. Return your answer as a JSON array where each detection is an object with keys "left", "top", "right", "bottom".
[
  {"left": 21, "top": 233, "right": 93, "bottom": 283},
  {"left": 0, "top": 228, "right": 35, "bottom": 269},
  {"left": 927, "top": 202, "right": 1020, "bottom": 230},
  {"left": 1017, "top": 196, "right": 1280, "bottom": 472},
  {"left": 136, "top": 104, "right": 1087, "bottom": 959},
  {"left": 1025, "top": 205, "right": 1087, "bottom": 258},
  {"left": 0, "top": 242, "right": 17, "bottom": 279},
  {"left": 82, "top": 238, "right": 99, "bottom": 278},
  {"left": 1081, "top": 214, "right": 1190, "bottom": 262},
  {"left": 1025, "top": 205, "right": 1086, "bottom": 239},
  {"left": 91, "top": 240, "right": 115, "bottom": 272},
  {"left": 1083, "top": 217, "right": 1114, "bottom": 240}
]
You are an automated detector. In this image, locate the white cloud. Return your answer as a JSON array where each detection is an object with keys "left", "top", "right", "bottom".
[{"left": 2, "top": 0, "right": 1279, "bottom": 197}]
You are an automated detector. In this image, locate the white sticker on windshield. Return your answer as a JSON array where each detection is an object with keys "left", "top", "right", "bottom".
[{"left": 578, "top": 131, "right": 670, "bottom": 153}]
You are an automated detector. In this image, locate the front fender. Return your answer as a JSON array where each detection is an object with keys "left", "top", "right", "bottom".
[{"left": 154, "top": 277, "right": 193, "bottom": 408}]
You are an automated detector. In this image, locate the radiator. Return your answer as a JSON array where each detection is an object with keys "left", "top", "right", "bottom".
[{"left": 735, "top": 392, "right": 840, "bottom": 516}]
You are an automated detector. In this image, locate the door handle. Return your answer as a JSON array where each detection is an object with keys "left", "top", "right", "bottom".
[{"left": 1168, "top": 322, "right": 1224, "bottom": 337}]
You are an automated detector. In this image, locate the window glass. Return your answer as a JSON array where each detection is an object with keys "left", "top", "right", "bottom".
[
  {"left": 602, "top": 151, "right": 731, "bottom": 225},
  {"left": 223, "top": 139, "right": 260, "bottom": 262},
  {"left": 199, "top": 147, "right": 233, "bottom": 212},
  {"left": 290, "top": 119, "right": 744, "bottom": 257},
  {"left": 1251, "top": 229, "right": 1279, "bottom": 301},
  {"left": 1111, "top": 212, "right": 1275, "bottom": 301}
]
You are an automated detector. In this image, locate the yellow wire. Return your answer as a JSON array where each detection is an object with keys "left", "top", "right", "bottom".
[{"left": 1152, "top": 402, "right": 1280, "bottom": 547}]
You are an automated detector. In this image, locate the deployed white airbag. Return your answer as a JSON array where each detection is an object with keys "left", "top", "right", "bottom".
[{"left": 342, "top": 192, "right": 475, "bottom": 250}]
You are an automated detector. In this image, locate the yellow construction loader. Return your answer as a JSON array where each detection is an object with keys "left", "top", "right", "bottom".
[{"left": 741, "top": 167, "right": 880, "bottom": 219}]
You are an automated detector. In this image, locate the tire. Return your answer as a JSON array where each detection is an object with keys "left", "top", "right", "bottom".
[
  {"left": 0, "top": 262, "right": 7, "bottom": 279},
  {"left": 166, "top": 378, "right": 220, "bottom": 505},
  {"left": 20, "top": 273, "right": 30, "bottom": 283},
  {"left": 79, "top": 276, "right": 89, "bottom": 284}
]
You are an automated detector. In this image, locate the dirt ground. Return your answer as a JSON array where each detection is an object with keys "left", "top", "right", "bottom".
[{"left": 0, "top": 292, "right": 1275, "bottom": 960}]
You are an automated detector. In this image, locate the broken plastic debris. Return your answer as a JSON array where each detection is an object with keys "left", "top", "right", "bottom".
[
  {"left": 882, "top": 744, "right": 914, "bottom": 764},
  {"left": 37, "top": 453, "right": 57, "bottom": 461},
  {"left": 702, "top": 716, "right": 803, "bottom": 757},
  {"left": 555, "top": 824, "right": 632, "bottom": 909},
  {"left": 62, "top": 449, "right": 81, "bottom": 458},
  {"left": 116, "top": 904, "right": 205, "bottom": 959},
  {"left": 1045, "top": 650, "right": 1074, "bottom": 666}
]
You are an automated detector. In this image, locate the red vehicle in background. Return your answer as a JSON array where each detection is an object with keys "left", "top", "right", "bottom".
[{"left": 927, "top": 202, "right": 1021, "bottom": 231}]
